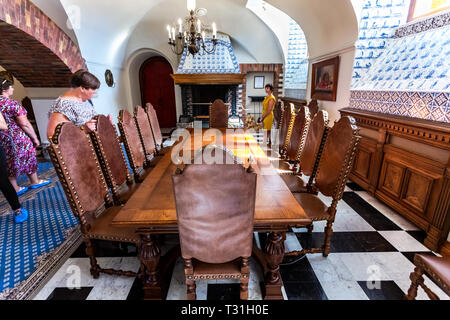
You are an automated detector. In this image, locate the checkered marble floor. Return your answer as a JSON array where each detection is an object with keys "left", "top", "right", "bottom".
[{"left": 31, "top": 177, "right": 449, "bottom": 301}]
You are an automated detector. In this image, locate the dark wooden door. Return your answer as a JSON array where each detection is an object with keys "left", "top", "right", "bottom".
[{"left": 140, "top": 57, "right": 176, "bottom": 128}]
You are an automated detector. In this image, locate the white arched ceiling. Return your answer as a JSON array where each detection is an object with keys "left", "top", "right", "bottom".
[
  {"left": 125, "top": 0, "right": 284, "bottom": 66},
  {"left": 60, "top": 0, "right": 168, "bottom": 67},
  {"left": 31, "top": 0, "right": 79, "bottom": 46},
  {"left": 266, "top": 0, "right": 359, "bottom": 59}
]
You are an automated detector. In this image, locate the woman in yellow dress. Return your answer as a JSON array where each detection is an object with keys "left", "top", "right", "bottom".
[{"left": 261, "top": 84, "right": 276, "bottom": 145}]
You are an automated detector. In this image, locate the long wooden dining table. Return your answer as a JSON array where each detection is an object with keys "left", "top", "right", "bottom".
[{"left": 111, "top": 128, "right": 311, "bottom": 300}]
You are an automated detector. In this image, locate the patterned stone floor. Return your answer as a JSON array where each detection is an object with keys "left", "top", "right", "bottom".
[{"left": 32, "top": 179, "right": 449, "bottom": 301}]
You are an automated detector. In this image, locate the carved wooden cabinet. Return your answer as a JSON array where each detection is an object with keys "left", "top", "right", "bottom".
[{"left": 340, "top": 108, "right": 450, "bottom": 253}]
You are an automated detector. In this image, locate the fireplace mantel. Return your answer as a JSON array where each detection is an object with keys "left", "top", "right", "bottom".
[{"left": 171, "top": 73, "right": 246, "bottom": 85}]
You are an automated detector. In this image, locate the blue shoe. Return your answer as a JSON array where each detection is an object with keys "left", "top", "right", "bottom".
[
  {"left": 14, "top": 209, "right": 29, "bottom": 224},
  {"left": 30, "top": 179, "right": 51, "bottom": 189},
  {"left": 17, "top": 186, "right": 29, "bottom": 196}
]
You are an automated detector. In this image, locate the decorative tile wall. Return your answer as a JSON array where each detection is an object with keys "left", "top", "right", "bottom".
[
  {"left": 350, "top": 1, "right": 450, "bottom": 123},
  {"left": 349, "top": 90, "right": 450, "bottom": 122},
  {"left": 284, "top": 19, "right": 308, "bottom": 96},
  {"left": 352, "top": 0, "right": 410, "bottom": 83},
  {"left": 177, "top": 34, "right": 240, "bottom": 74},
  {"left": 352, "top": 24, "right": 450, "bottom": 91}
]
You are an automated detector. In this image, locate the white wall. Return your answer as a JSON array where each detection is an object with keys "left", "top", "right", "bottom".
[
  {"left": 85, "top": 62, "right": 128, "bottom": 124},
  {"left": 307, "top": 47, "right": 356, "bottom": 124}
]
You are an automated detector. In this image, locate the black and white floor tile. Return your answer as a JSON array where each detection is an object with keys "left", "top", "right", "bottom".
[{"left": 32, "top": 175, "right": 449, "bottom": 301}]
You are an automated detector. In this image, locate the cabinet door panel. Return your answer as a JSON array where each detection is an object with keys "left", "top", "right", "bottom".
[
  {"left": 401, "top": 170, "right": 433, "bottom": 214},
  {"left": 380, "top": 161, "right": 405, "bottom": 198}
]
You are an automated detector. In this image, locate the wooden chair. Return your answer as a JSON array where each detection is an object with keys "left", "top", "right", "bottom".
[
  {"left": 118, "top": 109, "right": 151, "bottom": 182},
  {"left": 172, "top": 154, "right": 257, "bottom": 300},
  {"left": 277, "top": 103, "right": 296, "bottom": 157},
  {"left": 275, "top": 106, "right": 311, "bottom": 175},
  {"left": 134, "top": 105, "right": 160, "bottom": 165},
  {"left": 47, "top": 122, "right": 140, "bottom": 279},
  {"left": 88, "top": 115, "right": 137, "bottom": 205},
  {"left": 209, "top": 99, "right": 229, "bottom": 129},
  {"left": 405, "top": 254, "right": 450, "bottom": 300},
  {"left": 290, "top": 116, "right": 360, "bottom": 257},
  {"left": 280, "top": 110, "right": 330, "bottom": 193},
  {"left": 307, "top": 100, "right": 319, "bottom": 117},
  {"left": 145, "top": 103, "right": 168, "bottom": 155}
]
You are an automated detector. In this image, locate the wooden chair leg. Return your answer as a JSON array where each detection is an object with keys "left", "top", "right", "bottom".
[
  {"left": 307, "top": 223, "right": 314, "bottom": 234},
  {"left": 184, "top": 259, "right": 196, "bottom": 300},
  {"left": 240, "top": 277, "right": 249, "bottom": 300},
  {"left": 84, "top": 238, "right": 100, "bottom": 278},
  {"left": 322, "top": 220, "right": 334, "bottom": 257},
  {"left": 186, "top": 278, "right": 197, "bottom": 300},
  {"left": 405, "top": 266, "right": 424, "bottom": 300},
  {"left": 405, "top": 266, "right": 441, "bottom": 300}
]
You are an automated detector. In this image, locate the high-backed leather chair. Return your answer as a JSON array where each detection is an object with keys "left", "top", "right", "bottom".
[
  {"left": 209, "top": 99, "right": 229, "bottom": 129},
  {"left": 277, "top": 103, "right": 296, "bottom": 157},
  {"left": 134, "top": 105, "right": 159, "bottom": 164},
  {"left": 281, "top": 110, "right": 330, "bottom": 193},
  {"left": 145, "top": 103, "right": 167, "bottom": 155},
  {"left": 292, "top": 116, "right": 360, "bottom": 257},
  {"left": 47, "top": 122, "right": 140, "bottom": 279},
  {"left": 118, "top": 109, "right": 150, "bottom": 182},
  {"left": 275, "top": 107, "right": 311, "bottom": 175},
  {"left": 172, "top": 150, "right": 257, "bottom": 300},
  {"left": 405, "top": 254, "right": 450, "bottom": 300},
  {"left": 88, "top": 115, "right": 137, "bottom": 205},
  {"left": 307, "top": 100, "right": 319, "bottom": 117}
]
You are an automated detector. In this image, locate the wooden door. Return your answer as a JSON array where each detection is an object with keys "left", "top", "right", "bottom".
[{"left": 140, "top": 57, "right": 177, "bottom": 128}]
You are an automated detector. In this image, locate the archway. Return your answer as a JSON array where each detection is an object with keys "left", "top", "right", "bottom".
[{"left": 139, "top": 56, "right": 177, "bottom": 128}]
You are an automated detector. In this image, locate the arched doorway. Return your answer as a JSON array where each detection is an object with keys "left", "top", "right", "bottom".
[{"left": 139, "top": 57, "right": 177, "bottom": 128}]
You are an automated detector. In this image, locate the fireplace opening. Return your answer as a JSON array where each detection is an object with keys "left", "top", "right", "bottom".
[{"left": 180, "top": 85, "right": 237, "bottom": 122}]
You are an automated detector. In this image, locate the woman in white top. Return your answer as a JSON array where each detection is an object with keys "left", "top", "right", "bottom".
[{"left": 47, "top": 69, "right": 112, "bottom": 137}]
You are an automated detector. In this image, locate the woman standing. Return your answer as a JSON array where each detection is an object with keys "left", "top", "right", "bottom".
[
  {"left": 260, "top": 84, "right": 277, "bottom": 145},
  {"left": 0, "top": 76, "right": 51, "bottom": 195},
  {"left": 0, "top": 111, "right": 28, "bottom": 223},
  {"left": 47, "top": 69, "right": 109, "bottom": 137}
]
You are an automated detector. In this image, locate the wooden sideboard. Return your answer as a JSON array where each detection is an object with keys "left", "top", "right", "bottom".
[{"left": 339, "top": 108, "right": 450, "bottom": 253}]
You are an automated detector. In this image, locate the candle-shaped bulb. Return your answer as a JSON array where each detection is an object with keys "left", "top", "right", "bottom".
[
  {"left": 171, "top": 27, "right": 175, "bottom": 41},
  {"left": 212, "top": 22, "right": 217, "bottom": 38},
  {"left": 201, "top": 31, "right": 205, "bottom": 40},
  {"left": 167, "top": 25, "right": 172, "bottom": 40},
  {"left": 187, "top": 0, "right": 196, "bottom": 12},
  {"left": 178, "top": 18, "right": 182, "bottom": 34},
  {"left": 197, "top": 19, "right": 201, "bottom": 33}
]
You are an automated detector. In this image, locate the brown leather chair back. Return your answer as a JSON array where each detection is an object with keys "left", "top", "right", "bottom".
[
  {"left": 118, "top": 110, "right": 146, "bottom": 171},
  {"left": 299, "top": 110, "right": 329, "bottom": 176},
  {"left": 307, "top": 100, "right": 319, "bottom": 117},
  {"left": 278, "top": 103, "right": 296, "bottom": 153},
  {"left": 173, "top": 164, "right": 257, "bottom": 264},
  {"left": 315, "top": 116, "right": 360, "bottom": 198},
  {"left": 134, "top": 105, "right": 156, "bottom": 157},
  {"left": 273, "top": 100, "right": 283, "bottom": 128},
  {"left": 145, "top": 103, "right": 163, "bottom": 147},
  {"left": 286, "top": 107, "right": 311, "bottom": 161},
  {"left": 209, "top": 99, "right": 229, "bottom": 128},
  {"left": 89, "top": 115, "right": 130, "bottom": 190},
  {"left": 48, "top": 122, "right": 109, "bottom": 226}
]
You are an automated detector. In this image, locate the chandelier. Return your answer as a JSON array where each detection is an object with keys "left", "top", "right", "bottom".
[{"left": 167, "top": 0, "right": 218, "bottom": 56}]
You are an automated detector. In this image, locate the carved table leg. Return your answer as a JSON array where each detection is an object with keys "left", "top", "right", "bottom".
[
  {"left": 263, "top": 232, "right": 285, "bottom": 300},
  {"left": 139, "top": 234, "right": 162, "bottom": 300}
]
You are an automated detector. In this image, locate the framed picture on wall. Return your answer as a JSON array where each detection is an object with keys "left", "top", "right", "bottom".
[
  {"left": 254, "top": 76, "right": 265, "bottom": 89},
  {"left": 311, "top": 56, "right": 340, "bottom": 101}
]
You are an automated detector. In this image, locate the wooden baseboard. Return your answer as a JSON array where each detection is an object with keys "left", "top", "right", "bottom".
[{"left": 440, "top": 241, "right": 450, "bottom": 258}]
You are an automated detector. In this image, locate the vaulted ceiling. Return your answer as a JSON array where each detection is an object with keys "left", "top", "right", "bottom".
[{"left": 51, "top": 0, "right": 358, "bottom": 68}]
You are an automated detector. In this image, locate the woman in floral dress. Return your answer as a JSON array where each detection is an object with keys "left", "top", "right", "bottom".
[{"left": 0, "top": 75, "right": 51, "bottom": 195}]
